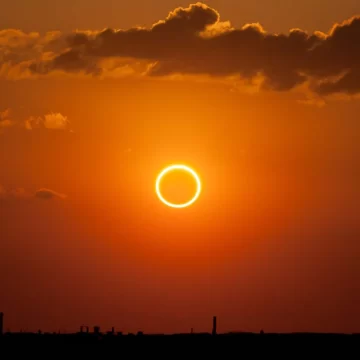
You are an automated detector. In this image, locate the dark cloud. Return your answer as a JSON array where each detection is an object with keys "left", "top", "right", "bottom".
[
  {"left": 151, "top": 2, "right": 219, "bottom": 34},
  {"left": 0, "top": 186, "right": 66, "bottom": 201},
  {"left": 35, "top": 188, "right": 67, "bottom": 200},
  {"left": 0, "top": 29, "right": 64, "bottom": 79},
  {"left": 2, "top": 3, "right": 360, "bottom": 95}
]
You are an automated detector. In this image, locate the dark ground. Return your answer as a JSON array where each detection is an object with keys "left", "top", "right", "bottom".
[{"left": 1, "top": 331, "right": 359, "bottom": 354}]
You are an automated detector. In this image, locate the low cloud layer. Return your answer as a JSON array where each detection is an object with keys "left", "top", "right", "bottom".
[
  {"left": 0, "top": 109, "right": 71, "bottom": 133},
  {"left": 35, "top": 188, "right": 67, "bottom": 200},
  {"left": 1, "top": 3, "right": 360, "bottom": 96},
  {"left": 25, "top": 112, "right": 70, "bottom": 131},
  {"left": 0, "top": 185, "right": 67, "bottom": 201}
]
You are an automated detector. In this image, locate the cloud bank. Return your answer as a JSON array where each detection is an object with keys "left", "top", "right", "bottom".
[{"left": 1, "top": 3, "right": 360, "bottom": 96}]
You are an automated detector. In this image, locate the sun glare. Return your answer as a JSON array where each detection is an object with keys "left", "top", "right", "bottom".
[{"left": 155, "top": 164, "right": 201, "bottom": 208}]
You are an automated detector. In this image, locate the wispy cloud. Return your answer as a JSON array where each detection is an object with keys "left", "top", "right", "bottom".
[
  {"left": 0, "top": 185, "right": 67, "bottom": 201},
  {"left": 35, "top": 188, "right": 67, "bottom": 200},
  {"left": 0, "top": 108, "right": 15, "bottom": 132}
]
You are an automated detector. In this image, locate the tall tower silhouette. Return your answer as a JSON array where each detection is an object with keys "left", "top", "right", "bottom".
[
  {"left": 212, "top": 316, "right": 217, "bottom": 335},
  {"left": 0, "top": 312, "right": 3, "bottom": 335}
]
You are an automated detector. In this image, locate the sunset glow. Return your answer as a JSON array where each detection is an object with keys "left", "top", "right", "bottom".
[{"left": 1, "top": 0, "right": 360, "bottom": 336}]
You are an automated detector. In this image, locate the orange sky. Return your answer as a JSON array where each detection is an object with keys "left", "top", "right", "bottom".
[{"left": 0, "top": 1, "right": 360, "bottom": 334}]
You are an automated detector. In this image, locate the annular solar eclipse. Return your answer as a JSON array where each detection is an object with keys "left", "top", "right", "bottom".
[{"left": 155, "top": 164, "right": 201, "bottom": 208}]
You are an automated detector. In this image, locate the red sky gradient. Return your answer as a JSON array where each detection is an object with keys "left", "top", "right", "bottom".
[{"left": 0, "top": 1, "right": 360, "bottom": 334}]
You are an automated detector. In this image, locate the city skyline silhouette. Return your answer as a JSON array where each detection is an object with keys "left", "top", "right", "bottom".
[{"left": 1, "top": 0, "right": 360, "bottom": 341}]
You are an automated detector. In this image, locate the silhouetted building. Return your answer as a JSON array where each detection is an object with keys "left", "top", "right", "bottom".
[
  {"left": 107, "top": 327, "right": 115, "bottom": 335},
  {"left": 94, "top": 326, "right": 100, "bottom": 334},
  {"left": 80, "top": 325, "right": 90, "bottom": 334},
  {"left": 212, "top": 316, "right": 217, "bottom": 335},
  {"left": 0, "top": 312, "right": 3, "bottom": 335}
]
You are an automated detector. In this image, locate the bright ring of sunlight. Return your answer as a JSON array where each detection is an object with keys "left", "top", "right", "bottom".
[{"left": 156, "top": 164, "right": 201, "bottom": 208}]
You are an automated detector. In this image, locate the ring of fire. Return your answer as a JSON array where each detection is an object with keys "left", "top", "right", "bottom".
[{"left": 155, "top": 164, "right": 201, "bottom": 208}]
